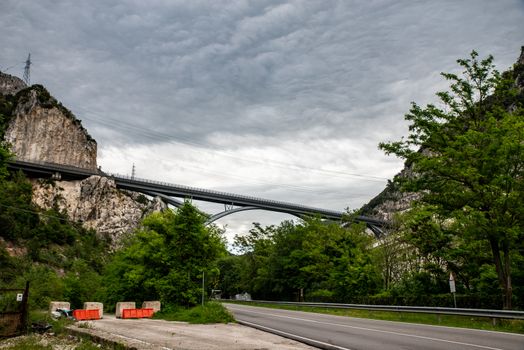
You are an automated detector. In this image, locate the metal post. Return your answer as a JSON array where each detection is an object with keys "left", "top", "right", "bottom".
[
  {"left": 19, "top": 282, "right": 29, "bottom": 334},
  {"left": 449, "top": 273, "right": 457, "bottom": 308}
]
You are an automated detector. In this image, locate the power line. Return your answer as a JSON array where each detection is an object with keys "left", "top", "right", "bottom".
[
  {"left": 0, "top": 203, "right": 72, "bottom": 223},
  {"left": 0, "top": 62, "right": 24, "bottom": 73},
  {"left": 76, "top": 107, "right": 389, "bottom": 183}
]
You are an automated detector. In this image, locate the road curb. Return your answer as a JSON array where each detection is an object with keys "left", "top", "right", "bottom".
[{"left": 67, "top": 325, "right": 139, "bottom": 349}]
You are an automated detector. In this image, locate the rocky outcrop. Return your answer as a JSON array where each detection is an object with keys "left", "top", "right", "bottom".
[
  {"left": 0, "top": 73, "right": 166, "bottom": 244},
  {"left": 0, "top": 71, "right": 26, "bottom": 95},
  {"left": 360, "top": 166, "right": 420, "bottom": 223},
  {"left": 4, "top": 85, "right": 97, "bottom": 170},
  {"left": 31, "top": 176, "right": 166, "bottom": 246}
]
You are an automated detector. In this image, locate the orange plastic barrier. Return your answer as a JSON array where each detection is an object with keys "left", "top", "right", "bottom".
[
  {"left": 73, "top": 309, "right": 100, "bottom": 320},
  {"left": 121, "top": 308, "right": 154, "bottom": 319}
]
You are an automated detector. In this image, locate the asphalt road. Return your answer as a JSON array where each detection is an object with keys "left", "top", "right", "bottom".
[{"left": 224, "top": 303, "right": 524, "bottom": 350}]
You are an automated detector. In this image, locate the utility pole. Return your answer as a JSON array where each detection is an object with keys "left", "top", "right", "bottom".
[
  {"left": 131, "top": 163, "right": 136, "bottom": 179},
  {"left": 23, "top": 53, "right": 31, "bottom": 85}
]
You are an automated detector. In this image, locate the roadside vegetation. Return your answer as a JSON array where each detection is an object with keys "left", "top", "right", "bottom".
[
  {"left": 0, "top": 311, "right": 116, "bottom": 350},
  {"left": 0, "top": 334, "right": 120, "bottom": 350},
  {"left": 154, "top": 302, "right": 235, "bottom": 324}
]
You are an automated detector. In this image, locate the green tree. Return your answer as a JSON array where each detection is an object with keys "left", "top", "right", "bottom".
[
  {"left": 102, "top": 202, "right": 227, "bottom": 307},
  {"left": 233, "top": 222, "right": 276, "bottom": 298},
  {"left": 230, "top": 218, "right": 380, "bottom": 301},
  {"left": 380, "top": 51, "right": 524, "bottom": 309}
]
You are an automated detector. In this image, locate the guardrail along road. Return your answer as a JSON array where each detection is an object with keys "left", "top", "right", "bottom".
[{"left": 224, "top": 303, "right": 524, "bottom": 350}]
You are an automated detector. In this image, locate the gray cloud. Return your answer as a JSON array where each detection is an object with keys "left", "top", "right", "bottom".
[{"left": 1, "top": 0, "right": 523, "bottom": 241}]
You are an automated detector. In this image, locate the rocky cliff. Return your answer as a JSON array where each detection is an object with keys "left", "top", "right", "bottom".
[
  {"left": 5, "top": 85, "right": 98, "bottom": 170},
  {"left": 0, "top": 72, "right": 165, "bottom": 245},
  {"left": 31, "top": 176, "right": 165, "bottom": 245},
  {"left": 0, "top": 71, "right": 26, "bottom": 95},
  {"left": 360, "top": 167, "right": 420, "bottom": 223}
]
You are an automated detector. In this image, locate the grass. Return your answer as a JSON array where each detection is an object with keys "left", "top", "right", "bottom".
[
  {"left": 154, "top": 302, "right": 235, "bottom": 324},
  {"left": 0, "top": 334, "right": 115, "bottom": 350},
  {"left": 0, "top": 310, "right": 114, "bottom": 349},
  {"left": 0, "top": 336, "right": 52, "bottom": 350},
  {"left": 29, "top": 310, "right": 75, "bottom": 335},
  {"left": 225, "top": 301, "right": 524, "bottom": 334}
]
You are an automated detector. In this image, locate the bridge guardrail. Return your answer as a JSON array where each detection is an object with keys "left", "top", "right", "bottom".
[
  {"left": 110, "top": 172, "right": 346, "bottom": 217},
  {"left": 224, "top": 300, "right": 524, "bottom": 320},
  {"left": 8, "top": 159, "right": 387, "bottom": 225},
  {"left": 110, "top": 174, "right": 361, "bottom": 221}
]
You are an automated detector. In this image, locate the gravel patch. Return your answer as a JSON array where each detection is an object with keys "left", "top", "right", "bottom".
[{"left": 69, "top": 315, "right": 317, "bottom": 350}]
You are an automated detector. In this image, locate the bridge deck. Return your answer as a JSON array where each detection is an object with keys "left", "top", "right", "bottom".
[{"left": 8, "top": 159, "right": 386, "bottom": 226}]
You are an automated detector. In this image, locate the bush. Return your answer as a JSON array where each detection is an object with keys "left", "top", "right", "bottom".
[{"left": 154, "top": 302, "right": 235, "bottom": 324}]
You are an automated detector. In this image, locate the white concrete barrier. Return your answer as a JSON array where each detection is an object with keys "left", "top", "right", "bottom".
[
  {"left": 115, "top": 302, "right": 136, "bottom": 318},
  {"left": 49, "top": 301, "right": 70, "bottom": 314},
  {"left": 142, "top": 301, "right": 161, "bottom": 313},
  {"left": 83, "top": 302, "right": 104, "bottom": 318}
]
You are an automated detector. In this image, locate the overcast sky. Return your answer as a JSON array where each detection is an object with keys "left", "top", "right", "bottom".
[{"left": 1, "top": 0, "right": 523, "bottom": 244}]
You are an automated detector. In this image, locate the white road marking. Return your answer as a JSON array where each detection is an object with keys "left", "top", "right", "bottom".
[
  {"left": 239, "top": 319, "right": 354, "bottom": 350},
  {"left": 229, "top": 306, "right": 505, "bottom": 350}
]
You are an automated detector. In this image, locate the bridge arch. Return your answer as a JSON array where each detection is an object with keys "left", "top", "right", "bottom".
[
  {"left": 204, "top": 206, "right": 303, "bottom": 226},
  {"left": 143, "top": 191, "right": 184, "bottom": 208},
  {"left": 138, "top": 192, "right": 386, "bottom": 237}
]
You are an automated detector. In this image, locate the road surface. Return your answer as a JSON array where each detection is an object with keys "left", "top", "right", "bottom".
[{"left": 224, "top": 303, "right": 524, "bottom": 350}]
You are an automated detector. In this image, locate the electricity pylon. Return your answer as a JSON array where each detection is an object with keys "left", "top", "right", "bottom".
[{"left": 23, "top": 53, "right": 31, "bottom": 85}]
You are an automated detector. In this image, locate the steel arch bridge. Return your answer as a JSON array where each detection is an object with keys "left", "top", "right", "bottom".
[{"left": 8, "top": 159, "right": 387, "bottom": 236}]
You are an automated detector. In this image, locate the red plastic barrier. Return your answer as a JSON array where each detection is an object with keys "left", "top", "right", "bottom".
[
  {"left": 122, "top": 308, "right": 154, "bottom": 319},
  {"left": 141, "top": 308, "right": 154, "bottom": 318},
  {"left": 73, "top": 309, "right": 100, "bottom": 320},
  {"left": 87, "top": 309, "right": 100, "bottom": 319}
]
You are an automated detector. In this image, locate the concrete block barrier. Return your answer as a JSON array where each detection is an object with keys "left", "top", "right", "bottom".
[
  {"left": 141, "top": 301, "right": 161, "bottom": 313},
  {"left": 49, "top": 301, "right": 70, "bottom": 314},
  {"left": 83, "top": 302, "right": 104, "bottom": 319},
  {"left": 115, "top": 302, "right": 135, "bottom": 318}
]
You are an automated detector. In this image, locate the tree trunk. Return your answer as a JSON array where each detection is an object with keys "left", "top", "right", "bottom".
[
  {"left": 502, "top": 239, "right": 512, "bottom": 310},
  {"left": 489, "top": 237, "right": 512, "bottom": 309}
]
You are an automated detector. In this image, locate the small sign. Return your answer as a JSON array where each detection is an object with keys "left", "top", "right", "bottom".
[
  {"left": 16, "top": 293, "right": 23, "bottom": 302},
  {"left": 449, "top": 273, "right": 456, "bottom": 293}
]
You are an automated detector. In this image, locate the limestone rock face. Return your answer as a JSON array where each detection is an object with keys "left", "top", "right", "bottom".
[
  {"left": 0, "top": 74, "right": 167, "bottom": 243},
  {"left": 360, "top": 166, "right": 420, "bottom": 223},
  {"left": 0, "top": 71, "right": 26, "bottom": 95},
  {"left": 5, "top": 86, "right": 97, "bottom": 170},
  {"left": 31, "top": 176, "right": 166, "bottom": 246}
]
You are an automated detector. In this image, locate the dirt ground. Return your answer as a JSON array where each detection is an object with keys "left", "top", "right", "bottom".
[
  {"left": 0, "top": 333, "right": 109, "bottom": 349},
  {"left": 69, "top": 315, "right": 317, "bottom": 350}
]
